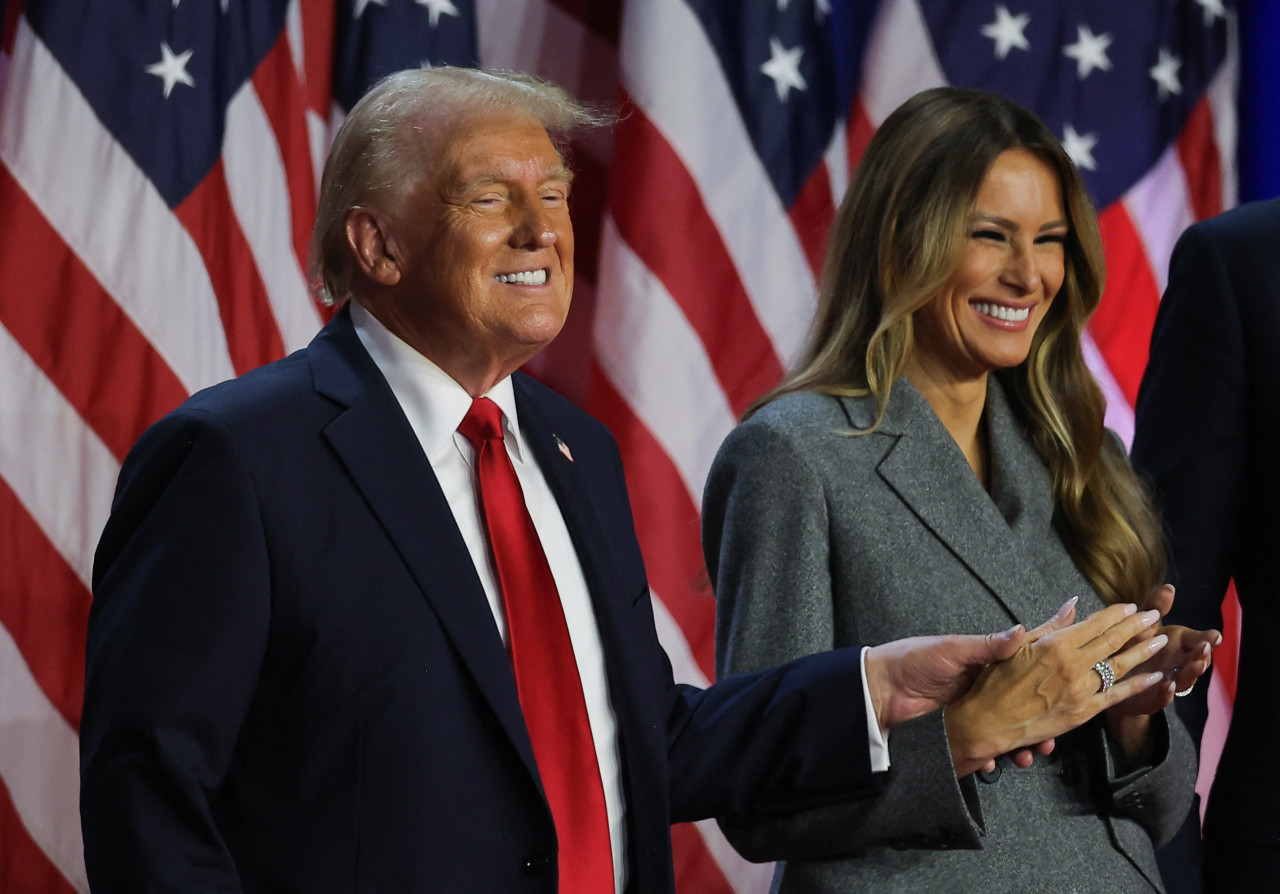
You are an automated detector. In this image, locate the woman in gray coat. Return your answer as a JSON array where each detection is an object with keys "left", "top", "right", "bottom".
[{"left": 704, "top": 88, "right": 1217, "bottom": 892}]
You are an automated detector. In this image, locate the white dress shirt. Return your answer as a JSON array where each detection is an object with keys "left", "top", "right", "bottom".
[{"left": 351, "top": 302, "right": 629, "bottom": 890}]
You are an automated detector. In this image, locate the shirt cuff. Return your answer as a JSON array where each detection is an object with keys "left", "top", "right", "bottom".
[{"left": 861, "top": 646, "right": 891, "bottom": 772}]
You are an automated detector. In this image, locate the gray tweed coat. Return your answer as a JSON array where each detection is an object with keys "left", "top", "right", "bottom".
[{"left": 702, "top": 376, "right": 1196, "bottom": 894}]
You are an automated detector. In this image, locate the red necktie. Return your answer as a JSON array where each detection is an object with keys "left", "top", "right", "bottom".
[{"left": 458, "top": 397, "right": 614, "bottom": 893}]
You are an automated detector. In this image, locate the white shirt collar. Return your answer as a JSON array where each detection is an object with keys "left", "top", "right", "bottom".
[{"left": 348, "top": 301, "right": 527, "bottom": 465}]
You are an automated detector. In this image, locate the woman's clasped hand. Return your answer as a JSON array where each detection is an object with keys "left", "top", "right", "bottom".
[
  {"left": 1105, "top": 584, "right": 1219, "bottom": 719},
  {"left": 1101, "top": 583, "right": 1220, "bottom": 764},
  {"left": 947, "top": 587, "right": 1220, "bottom": 776}
]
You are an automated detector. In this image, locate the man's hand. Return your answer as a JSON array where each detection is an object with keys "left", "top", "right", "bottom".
[{"left": 864, "top": 597, "right": 1079, "bottom": 730}]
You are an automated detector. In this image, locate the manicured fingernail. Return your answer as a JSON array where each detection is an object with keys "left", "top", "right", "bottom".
[
  {"left": 1147, "top": 634, "right": 1169, "bottom": 651},
  {"left": 1122, "top": 603, "right": 1138, "bottom": 616},
  {"left": 1146, "top": 672, "right": 1165, "bottom": 686},
  {"left": 1141, "top": 609, "right": 1160, "bottom": 626},
  {"left": 1004, "top": 624, "right": 1023, "bottom": 638},
  {"left": 1201, "top": 642, "right": 1212, "bottom": 658},
  {"left": 1213, "top": 633, "right": 1223, "bottom": 646},
  {"left": 1053, "top": 596, "right": 1079, "bottom": 619}
]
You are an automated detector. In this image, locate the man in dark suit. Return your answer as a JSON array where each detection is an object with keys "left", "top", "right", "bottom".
[
  {"left": 1134, "top": 198, "right": 1280, "bottom": 894},
  {"left": 81, "top": 67, "right": 1158, "bottom": 893}
]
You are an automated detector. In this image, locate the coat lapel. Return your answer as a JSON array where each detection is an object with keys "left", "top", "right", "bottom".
[
  {"left": 865, "top": 379, "right": 1061, "bottom": 630},
  {"left": 308, "top": 310, "right": 539, "bottom": 781},
  {"left": 984, "top": 378, "right": 1100, "bottom": 612}
]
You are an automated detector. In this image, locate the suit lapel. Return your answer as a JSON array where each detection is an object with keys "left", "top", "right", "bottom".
[
  {"left": 516, "top": 394, "right": 611, "bottom": 585},
  {"left": 513, "top": 379, "right": 635, "bottom": 673},
  {"left": 513, "top": 378, "right": 663, "bottom": 834},
  {"left": 308, "top": 311, "right": 539, "bottom": 780},
  {"left": 866, "top": 380, "right": 1056, "bottom": 630}
]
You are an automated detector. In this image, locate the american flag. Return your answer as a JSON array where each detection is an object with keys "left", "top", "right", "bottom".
[{"left": 0, "top": 1, "right": 1241, "bottom": 892}]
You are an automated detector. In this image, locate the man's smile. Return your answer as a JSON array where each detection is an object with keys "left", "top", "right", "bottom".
[{"left": 494, "top": 268, "right": 548, "bottom": 284}]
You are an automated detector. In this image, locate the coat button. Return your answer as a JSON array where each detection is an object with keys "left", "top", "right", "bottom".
[
  {"left": 977, "top": 765, "right": 1002, "bottom": 784},
  {"left": 1061, "top": 763, "right": 1081, "bottom": 788},
  {"left": 521, "top": 853, "right": 552, "bottom": 875}
]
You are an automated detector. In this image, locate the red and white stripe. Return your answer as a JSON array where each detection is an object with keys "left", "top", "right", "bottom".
[{"left": 0, "top": 0, "right": 331, "bottom": 887}]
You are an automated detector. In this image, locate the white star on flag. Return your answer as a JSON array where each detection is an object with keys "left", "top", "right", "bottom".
[
  {"left": 1061, "top": 125, "right": 1099, "bottom": 171},
  {"left": 145, "top": 42, "right": 196, "bottom": 99},
  {"left": 760, "top": 37, "right": 807, "bottom": 102},
  {"left": 1149, "top": 47, "right": 1183, "bottom": 100},
  {"left": 416, "top": 0, "right": 460, "bottom": 27},
  {"left": 981, "top": 4, "right": 1031, "bottom": 60},
  {"left": 353, "top": 0, "right": 388, "bottom": 19},
  {"left": 1196, "top": 0, "right": 1227, "bottom": 25},
  {"left": 1063, "top": 25, "right": 1113, "bottom": 79}
]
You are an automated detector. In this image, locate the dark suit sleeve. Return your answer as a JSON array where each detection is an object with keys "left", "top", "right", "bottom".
[
  {"left": 82, "top": 409, "right": 269, "bottom": 892},
  {"left": 661, "top": 644, "right": 879, "bottom": 824},
  {"left": 1133, "top": 218, "right": 1247, "bottom": 743}
]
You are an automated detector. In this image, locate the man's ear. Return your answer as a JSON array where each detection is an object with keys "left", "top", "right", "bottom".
[{"left": 345, "top": 208, "right": 402, "bottom": 287}]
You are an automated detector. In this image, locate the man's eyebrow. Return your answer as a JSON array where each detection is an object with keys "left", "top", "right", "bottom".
[
  {"left": 456, "top": 164, "right": 576, "bottom": 194},
  {"left": 550, "top": 163, "right": 575, "bottom": 184}
]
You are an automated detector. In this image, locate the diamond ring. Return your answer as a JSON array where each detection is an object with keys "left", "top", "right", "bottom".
[{"left": 1092, "top": 659, "right": 1115, "bottom": 693}]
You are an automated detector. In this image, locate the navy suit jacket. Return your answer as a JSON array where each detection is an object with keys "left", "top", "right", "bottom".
[
  {"left": 1133, "top": 198, "right": 1280, "bottom": 892},
  {"left": 81, "top": 306, "right": 877, "bottom": 893}
]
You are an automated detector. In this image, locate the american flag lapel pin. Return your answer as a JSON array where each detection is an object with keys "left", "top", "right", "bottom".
[{"left": 553, "top": 434, "right": 574, "bottom": 463}]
